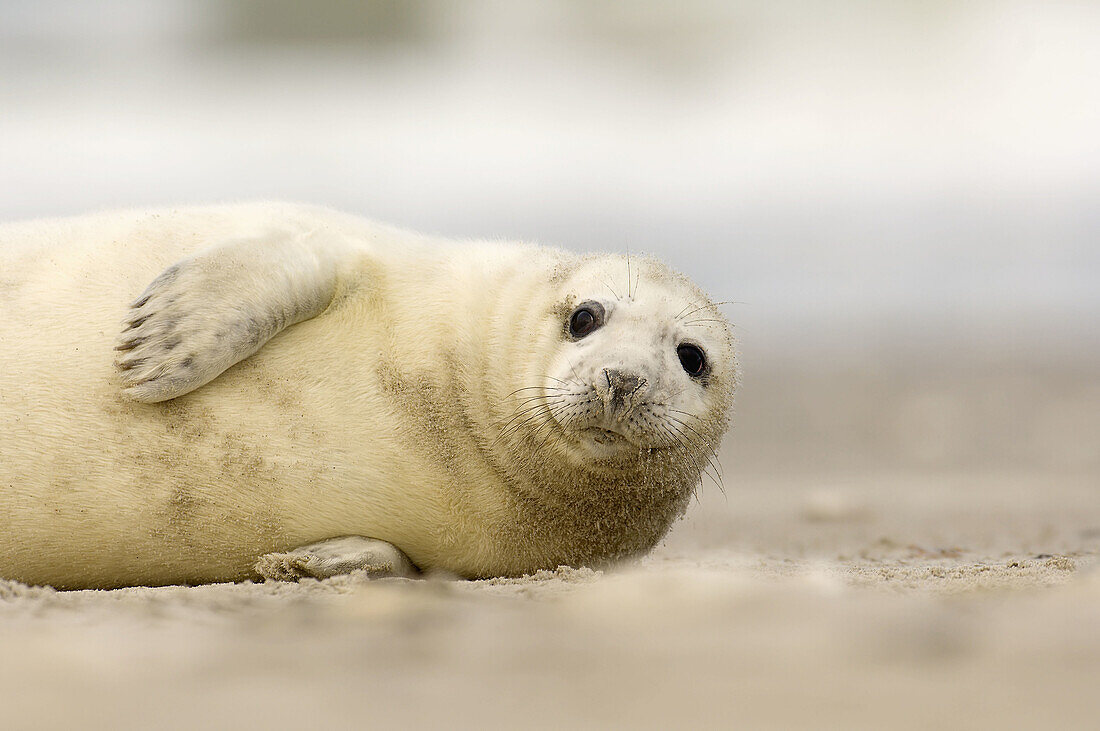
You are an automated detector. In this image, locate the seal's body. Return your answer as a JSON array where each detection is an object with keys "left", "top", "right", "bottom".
[{"left": 0, "top": 204, "right": 736, "bottom": 589}]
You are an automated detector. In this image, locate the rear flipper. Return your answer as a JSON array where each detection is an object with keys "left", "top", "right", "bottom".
[{"left": 254, "top": 536, "right": 420, "bottom": 581}]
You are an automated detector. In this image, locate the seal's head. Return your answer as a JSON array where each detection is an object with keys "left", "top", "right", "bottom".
[{"left": 497, "top": 253, "right": 737, "bottom": 492}]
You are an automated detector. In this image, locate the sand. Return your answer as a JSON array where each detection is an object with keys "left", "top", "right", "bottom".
[{"left": 2, "top": 468, "right": 1098, "bottom": 730}]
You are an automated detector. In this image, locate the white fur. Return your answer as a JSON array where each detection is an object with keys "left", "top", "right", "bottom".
[
  {"left": 254, "top": 536, "right": 419, "bottom": 581},
  {"left": 0, "top": 203, "right": 737, "bottom": 589}
]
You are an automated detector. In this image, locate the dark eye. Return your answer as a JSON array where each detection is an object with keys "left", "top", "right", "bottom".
[
  {"left": 677, "top": 344, "right": 707, "bottom": 377},
  {"left": 568, "top": 302, "right": 604, "bottom": 339}
]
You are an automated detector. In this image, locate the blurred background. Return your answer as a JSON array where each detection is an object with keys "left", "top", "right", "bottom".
[{"left": 1, "top": 0, "right": 1097, "bottom": 484}]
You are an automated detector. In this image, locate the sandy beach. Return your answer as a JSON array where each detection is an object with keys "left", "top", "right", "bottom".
[{"left": 3, "top": 463, "right": 1097, "bottom": 730}]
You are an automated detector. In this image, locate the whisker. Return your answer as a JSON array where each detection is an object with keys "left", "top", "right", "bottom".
[
  {"left": 626, "top": 250, "right": 632, "bottom": 300},
  {"left": 665, "top": 414, "right": 718, "bottom": 452},
  {"left": 565, "top": 358, "right": 585, "bottom": 385},
  {"left": 668, "top": 408, "right": 708, "bottom": 423},
  {"left": 506, "top": 391, "right": 566, "bottom": 410},
  {"left": 530, "top": 400, "right": 586, "bottom": 452},
  {"left": 503, "top": 385, "right": 565, "bottom": 401},
  {"left": 494, "top": 396, "right": 568, "bottom": 441},
  {"left": 676, "top": 300, "right": 744, "bottom": 321},
  {"left": 597, "top": 274, "right": 622, "bottom": 301},
  {"left": 502, "top": 393, "right": 566, "bottom": 414},
  {"left": 657, "top": 421, "right": 712, "bottom": 493},
  {"left": 674, "top": 302, "right": 697, "bottom": 319},
  {"left": 500, "top": 396, "right": 565, "bottom": 424},
  {"left": 664, "top": 420, "right": 723, "bottom": 495},
  {"left": 497, "top": 402, "right": 561, "bottom": 431},
  {"left": 496, "top": 411, "right": 552, "bottom": 446}
]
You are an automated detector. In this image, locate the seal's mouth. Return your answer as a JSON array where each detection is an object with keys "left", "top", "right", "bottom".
[{"left": 582, "top": 426, "right": 632, "bottom": 447}]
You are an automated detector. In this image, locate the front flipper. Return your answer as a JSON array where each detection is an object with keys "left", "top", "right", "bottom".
[
  {"left": 254, "top": 536, "right": 421, "bottom": 581},
  {"left": 116, "top": 231, "right": 343, "bottom": 402}
]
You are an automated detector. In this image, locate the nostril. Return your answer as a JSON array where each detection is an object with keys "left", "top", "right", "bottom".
[{"left": 604, "top": 369, "right": 643, "bottom": 399}]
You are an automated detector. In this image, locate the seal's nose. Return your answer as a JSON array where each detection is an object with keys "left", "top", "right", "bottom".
[{"left": 602, "top": 368, "right": 646, "bottom": 415}]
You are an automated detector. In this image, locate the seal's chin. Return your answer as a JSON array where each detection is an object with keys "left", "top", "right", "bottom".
[{"left": 583, "top": 426, "right": 631, "bottom": 447}]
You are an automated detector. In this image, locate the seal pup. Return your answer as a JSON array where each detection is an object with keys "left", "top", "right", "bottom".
[{"left": 0, "top": 203, "right": 737, "bottom": 589}]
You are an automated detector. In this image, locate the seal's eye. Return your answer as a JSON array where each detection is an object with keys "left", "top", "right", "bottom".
[
  {"left": 568, "top": 302, "right": 604, "bottom": 339},
  {"left": 677, "top": 344, "right": 707, "bottom": 377}
]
